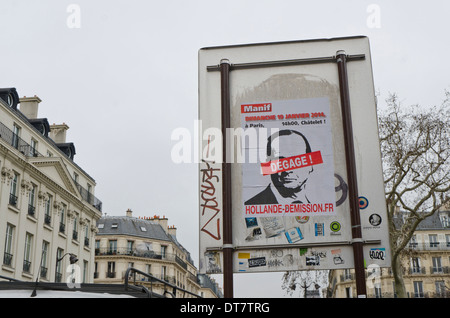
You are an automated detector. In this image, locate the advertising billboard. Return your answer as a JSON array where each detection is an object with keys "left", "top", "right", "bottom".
[{"left": 198, "top": 36, "right": 390, "bottom": 274}]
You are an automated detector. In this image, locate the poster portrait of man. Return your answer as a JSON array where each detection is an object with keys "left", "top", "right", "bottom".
[{"left": 245, "top": 129, "right": 314, "bottom": 205}]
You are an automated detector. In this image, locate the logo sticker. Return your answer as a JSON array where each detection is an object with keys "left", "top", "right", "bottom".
[
  {"left": 359, "top": 196, "right": 369, "bottom": 209},
  {"left": 330, "top": 221, "right": 341, "bottom": 232},
  {"left": 369, "top": 248, "right": 386, "bottom": 260},
  {"left": 248, "top": 257, "right": 267, "bottom": 268},
  {"left": 369, "top": 214, "right": 382, "bottom": 226},
  {"left": 315, "top": 223, "right": 325, "bottom": 236}
]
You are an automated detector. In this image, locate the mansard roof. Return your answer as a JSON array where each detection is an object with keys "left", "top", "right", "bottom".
[{"left": 96, "top": 216, "right": 171, "bottom": 242}]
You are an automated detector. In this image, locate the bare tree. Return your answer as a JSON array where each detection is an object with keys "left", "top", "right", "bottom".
[
  {"left": 378, "top": 91, "right": 450, "bottom": 298},
  {"left": 282, "top": 270, "right": 329, "bottom": 298}
]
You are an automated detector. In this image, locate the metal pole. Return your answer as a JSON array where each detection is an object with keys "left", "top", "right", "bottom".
[
  {"left": 220, "top": 58, "right": 234, "bottom": 298},
  {"left": 336, "top": 50, "right": 367, "bottom": 297}
]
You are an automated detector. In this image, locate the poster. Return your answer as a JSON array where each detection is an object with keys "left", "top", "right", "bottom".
[{"left": 242, "top": 98, "right": 335, "bottom": 219}]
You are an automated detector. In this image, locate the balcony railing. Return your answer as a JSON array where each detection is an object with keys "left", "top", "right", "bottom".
[
  {"left": 9, "top": 193, "right": 17, "bottom": 207},
  {"left": 407, "top": 242, "right": 450, "bottom": 251},
  {"left": 0, "top": 121, "right": 44, "bottom": 157},
  {"left": 23, "top": 260, "right": 31, "bottom": 273},
  {"left": 55, "top": 272, "right": 62, "bottom": 283},
  {"left": 73, "top": 180, "right": 102, "bottom": 212},
  {"left": 408, "top": 267, "right": 426, "bottom": 275},
  {"left": 40, "top": 266, "right": 48, "bottom": 278},
  {"left": 430, "top": 266, "right": 450, "bottom": 274},
  {"left": 3, "top": 253, "right": 13, "bottom": 266},
  {"left": 96, "top": 247, "right": 188, "bottom": 268},
  {"left": 106, "top": 272, "right": 116, "bottom": 278},
  {"left": 28, "top": 204, "right": 36, "bottom": 217},
  {"left": 44, "top": 214, "right": 51, "bottom": 225},
  {"left": 59, "top": 222, "right": 65, "bottom": 234}
]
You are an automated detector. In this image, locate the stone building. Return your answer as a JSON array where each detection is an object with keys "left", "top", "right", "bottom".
[
  {"left": 0, "top": 88, "right": 102, "bottom": 283},
  {"left": 94, "top": 209, "right": 222, "bottom": 298},
  {"left": 328, "top": 207, "right": 450, "bottom": 298}
]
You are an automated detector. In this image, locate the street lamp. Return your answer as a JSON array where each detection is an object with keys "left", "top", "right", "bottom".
[
  {"left": 30, "top": 253, "right": 78, "bottom": 297},
  {"left": 57, "top": 253, "right": 78, "bottom": 265}
]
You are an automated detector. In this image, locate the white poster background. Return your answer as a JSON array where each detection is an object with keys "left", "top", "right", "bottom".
[{"left": 199, "top": 36, "right": 391, "bottom": 273}]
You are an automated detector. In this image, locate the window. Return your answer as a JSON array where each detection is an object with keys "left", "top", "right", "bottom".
[
  {"left": 161, "top": 245, "right": 167, "bottom": 259},
  {"left": 441, "top": 214, "right": 450, "bottom": 228},
  {"left": 3, "top": 224, "right": 14, "bottom": 266},
  {"left": 9, "top": 172, "right": 18, "bottom": 206},
  {"left": 127, "top": 241, "right": 134, "bottom": 254},
  {"left": 83, "top": 260, "right": 88, "bottom": 283},
  {"left": 111, "top": 223, "right": 118, "bottom": 229},
  {"left": 432, "top": 257, "right": 442, "bottom": 273},
  {"left": 108, "top": 240, "right": 117, "bottom": 254},
  {"left": 30, "top": 139, "right": 38, "bottom": 156},
  {"left": 12, "top": 124, "right": 20, "bottom": 149},
  {"left": 41, "top": 241, "right": 49, "bottom": 279},
  {"left": 23, "top": 233, "right": 33, "bottom": 273},
  {"left": 435, "top": 281, "right": 446, "bottom": 298},
  {"left": 161, "top": 266, "right": 167, "bottom": 281},
  {"left": 87, "top": 184, "right": 92, "bottom": 203},
  {"left": 59, "top": 204, "right": 66, "bottom": 233},
  {"left": 72, "top": 215, "right": 78, "bottom": 240},
  {"left": 107, "top": 262, "right": 115, "bottom": 278},
  {"left": 84, "top": 221, "right": 90, "bottom": 247},
  {"left": 55, "top": 248, "right": 64, "bottom": 282},
  {"left": 44, "top": 195, "right": 52, "bottom": 225},
  {"left": 413, "top": 281, "right": 424, "bottom": 298},
  {"left": 345, "top": 287, "right": 352, "bottom": 298},
  {"left": 409, "top": 235, "right": 418, "bottom": 248},
  {"left": 429, "top": 234, "right": 439, "bottom": 248},
  {"left": 411, "top": 257, "right": 421, "bottom": 273},
  {"left": 28, "top": 184, "right": 36, "bottom": 216},
  {"left": 140, "top": 226, "right": 147, "bottom": 232}
]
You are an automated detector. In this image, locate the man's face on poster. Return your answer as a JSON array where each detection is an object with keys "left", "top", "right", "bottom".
[{"left": 269, "top": 132, "right": 313, "bottom": 193}]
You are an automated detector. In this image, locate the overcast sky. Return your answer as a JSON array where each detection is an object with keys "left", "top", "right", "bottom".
[{"left": 1, "top": 0, "right": 449, "bottom": 298}]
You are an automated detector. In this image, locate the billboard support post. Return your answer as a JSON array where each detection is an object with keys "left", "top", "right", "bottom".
[
  {"left": 220, "top": 58, "right": 234, "bottom": 298},
  {"left": 336, "top": 50, "right": 367, "bottom": 297}
]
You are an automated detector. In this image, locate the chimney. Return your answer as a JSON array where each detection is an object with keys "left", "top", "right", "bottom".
[
  {"left": 152, "top": 215, "right": 168, "bottom": 233},
  {"left": 126, "top": 209, "right": 133, "bottom": 217},
  {"left": 168, "top": 225, "right": 177, "bottom": 237},
  {"left": 19, "top": 95, "right": 42, "bottom": 119},
  {"left": 49, "top": 123, "right": 70, "bottom": 143}
]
